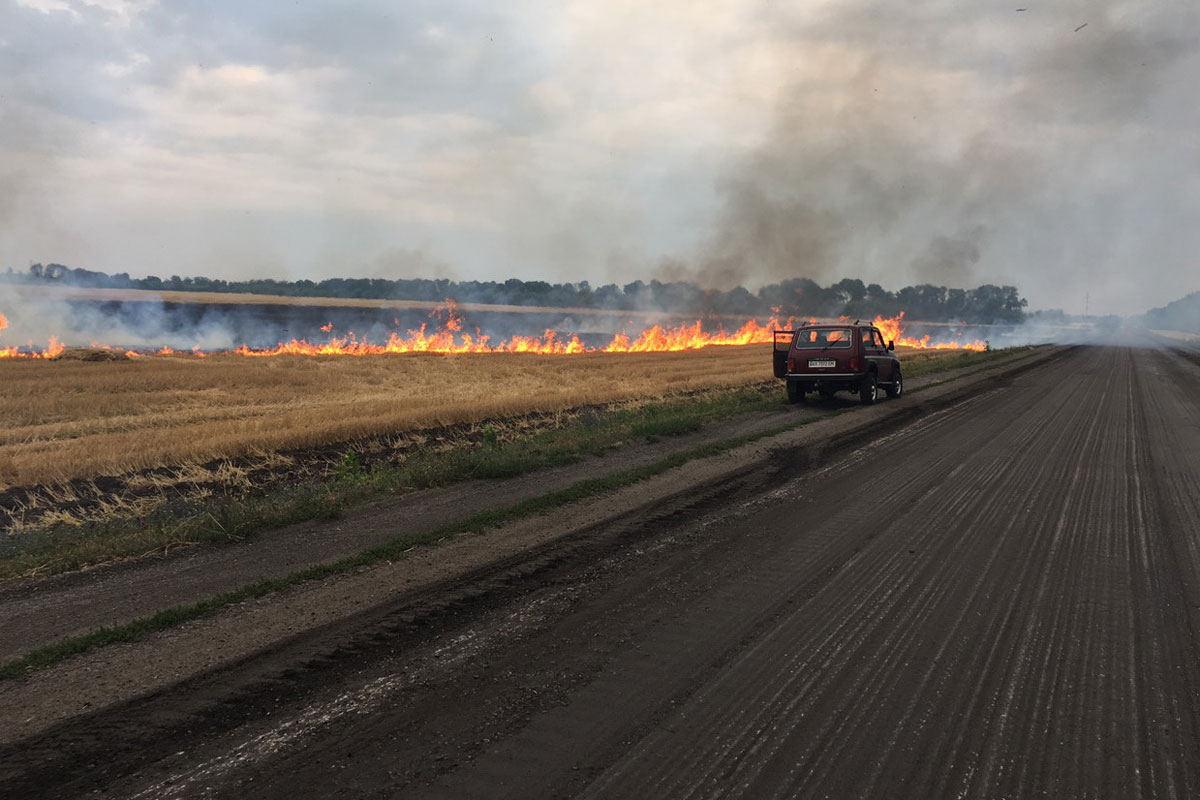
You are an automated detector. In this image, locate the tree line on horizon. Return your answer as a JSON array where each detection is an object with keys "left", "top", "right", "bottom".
[
  {"left": 4, "top": 263, "right": 1029, "bottom": 324},
  {"left": 1143, "top": 290, "right": 1200, "bottom": 333}
]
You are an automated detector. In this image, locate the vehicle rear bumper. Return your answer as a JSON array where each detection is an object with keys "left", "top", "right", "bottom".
[
  {"left": 784, "top": 372, "right": 867, "bottom": 381},
  {"left": 784, "top": 372, "right": 869, "bottom": 391}
]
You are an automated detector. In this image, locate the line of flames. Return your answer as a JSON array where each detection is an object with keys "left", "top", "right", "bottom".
[
  {"left": 0, "top": 307, "right": 986, "bottom": 359},
  {"left": 865, "top": 312, "right": 987, "bottom": 351}
]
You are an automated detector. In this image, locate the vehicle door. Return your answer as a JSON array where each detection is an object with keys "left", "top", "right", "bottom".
[
  {"left": 872, "top": 328, "right": 896, "bottom": 381},
  {"left": 861, "top": 328, "right": 889, "bottom": 381},
  {"left": 876, "top": 329, "right": 898, "bottom": 381}
]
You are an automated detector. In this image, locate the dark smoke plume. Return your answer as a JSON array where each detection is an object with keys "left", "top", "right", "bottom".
[{"left": 672, "top": 1, "right": 1198, "bottom": 310}]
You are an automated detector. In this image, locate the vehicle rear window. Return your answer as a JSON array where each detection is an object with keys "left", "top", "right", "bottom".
[{"left": 794, "top": 328, "right": 853, "bottom": 349}]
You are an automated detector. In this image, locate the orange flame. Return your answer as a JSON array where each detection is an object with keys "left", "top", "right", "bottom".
[
  {"left": 602, "top": 317, "right": 797, "bottom": 352},
  {"left": 0, "top": 310, "right": 82, "bottom": 359},
  {"left": 872, "top": 312, "right": 986, "bottom": 351},
  {"left": 230, "top": 315, "right": 804, "bottom": 357},
  {"left": 0, "top": 326, "right": 64, "bottom": 359},
  {"left": 0, "top": 312, "right": 10, "bottom": 359},
  {"left": 0, "top": 301, "right": 984, "bottom": 358}
]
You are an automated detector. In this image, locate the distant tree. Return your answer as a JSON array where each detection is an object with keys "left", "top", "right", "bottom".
[
  {"left": 1143, "top": 290, "right": 1200, "bottom": 333},
  {"left": 833, "top": 277, "right": 867, "bottom": 304},
  {"left": 5, "top": 261, "right": 1028, "bottom": 323}
]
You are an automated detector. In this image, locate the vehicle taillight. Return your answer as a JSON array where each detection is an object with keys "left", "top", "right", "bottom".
[
  {"left": 849, "top": 357, "right": 859, "bottom": 371},
  {"left": 788, "top": 358, "right": 797, "bottom": 372}
]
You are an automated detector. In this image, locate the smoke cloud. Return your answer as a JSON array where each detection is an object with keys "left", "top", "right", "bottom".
[
  {"left": 1, "top": 1, "right": 1198, "bottom": 316},
  {"left": 681, "top": 1, "right": 1199, "bottom": 308}
]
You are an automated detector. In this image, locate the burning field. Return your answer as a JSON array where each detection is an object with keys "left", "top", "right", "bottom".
[
  {"left": 0, "top": 291, "right": 1015, "bottom": 584},
  {"left": 0, "top": 296, "right": 986, "bottom": 360},
  {"left": 0, "top": 342, "right": 996, "bottom": 558},
  {"left": 0, "top": 297, "right": 993, "bottom": 538},
  {"left": 0, "top": 300, "right": 987, "bottom": 485}
]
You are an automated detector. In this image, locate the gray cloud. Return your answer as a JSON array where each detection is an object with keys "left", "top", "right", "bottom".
[
  {"left": 909, "top": 231, "right": 985, "bottom": 288},
  {"left": 1010, "top": 8, "right": 1196, "bottom": 124},
  {"left": 1, "top": 0, "right": 1198, "bottom": 316},
  {"left": 679, "top": 0, "right": 1200, "bottom": 310}
]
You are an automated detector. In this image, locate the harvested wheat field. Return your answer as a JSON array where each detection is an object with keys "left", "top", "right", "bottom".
[
  {"left": 1, "top": 346, "right": 782, "bottom": 488},
  {"left": 1, "top": 344, "right": 969, "bottom": 493}
]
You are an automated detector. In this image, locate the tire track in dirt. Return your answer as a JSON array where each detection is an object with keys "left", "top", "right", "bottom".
[
  {"left": 585, "top": 357, "right": 1103, "bottom": 797},
  {"left": 0, "top": 356, "right": 1034, "bottom": 663},
  {"left": 349, "top": 345, "right": 1196, "bottom": 800},
  {"left": 8, "top": 345, "right": 1199, "bottom": 799},
  {"left": 562, "top": 346, "right": 1200, "bottom": 800}
]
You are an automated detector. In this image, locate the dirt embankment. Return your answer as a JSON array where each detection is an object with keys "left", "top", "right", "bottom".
[{"left": 0, "top": 345, "right": 1063, "bottom": 745}]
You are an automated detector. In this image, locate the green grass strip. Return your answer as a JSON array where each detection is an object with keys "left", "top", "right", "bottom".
[
  {"left": 1, "top": 346, "right": 1038, "bottom": 584},
  {"left": 0, "top": 346, "right": 1037, "bottom": 583},
  {"left": 0, "top": 385, "right": 782, "bottom": 581},
  {"left": 0, "top": 414, "right": 820, "bottom": 680},
  {"left": 905, "top": 346, "right": 1037, "bottom": 394},
  {"left": 0, "top": 346, "right": 1044, "bottom": 679}
]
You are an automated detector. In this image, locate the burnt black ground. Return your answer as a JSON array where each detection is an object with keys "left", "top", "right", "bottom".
[{"left": 4, "top": 342, "right": 1200, "bottom": 799}]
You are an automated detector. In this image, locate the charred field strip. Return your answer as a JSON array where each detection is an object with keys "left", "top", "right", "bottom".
[
  {"left": 0, "top": 383, "right": 787, "bottom": 581},
  {"left": 0, "top": 346, "right": 1051, "bottom": 682},
  {"left": 0, "top": 342, "right": 1191, "bottom": 799},
  {"left": 0, "top": 345, "right": 1073, "bottom": 798},
  {"left": 0, "top": 382, "right": 781, "bottom": 534},
  {"left": 0, "top": 346, "right": 1014, "bottom": 581}
]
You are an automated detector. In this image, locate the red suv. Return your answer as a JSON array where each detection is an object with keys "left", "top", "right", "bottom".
[{"left": 773, "top": 324, "right": 903, "bottom": 405}]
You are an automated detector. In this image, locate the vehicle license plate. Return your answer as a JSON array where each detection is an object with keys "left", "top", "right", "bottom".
[{"left": 808, "top": 359, "right": 836, "bottom": 368}]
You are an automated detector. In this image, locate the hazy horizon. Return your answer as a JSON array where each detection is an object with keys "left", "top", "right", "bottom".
[{"left": 3, "top": 1, "right": 1197, "bottom": 316}]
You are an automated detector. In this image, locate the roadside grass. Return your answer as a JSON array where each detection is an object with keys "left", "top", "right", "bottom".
[
  {"left": 0, "top": 344, "right": 1045, "bottom": 680},
  {"left": 0, "top": 412, "right": 818, "bottom": 680},
  {"left": 902, "top": 346, "right": 1030, "bottom": 380},
  {"left": 0, "top": 346, "right": 1033, "bottom": 584},
  {"left": 0, "top": 384, "right": 781, "bottom": 582}
]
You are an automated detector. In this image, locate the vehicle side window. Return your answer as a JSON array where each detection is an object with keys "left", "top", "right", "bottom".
[
  {"left": 861, "top": 329, "right": 875, "bottom": 349},
  {"left": 872, "top": 330, "right": 885, "bottom": 348}
]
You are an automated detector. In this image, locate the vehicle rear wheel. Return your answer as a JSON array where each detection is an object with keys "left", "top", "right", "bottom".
[
  {"left": 786, "top": 379, "right": 806, "bottom": 404},
  {"left": 886, "top": 368, "right": 903, "bottom": 398},
  {"left": 859, "top": 373, "right": 878, "bottom": 405}
]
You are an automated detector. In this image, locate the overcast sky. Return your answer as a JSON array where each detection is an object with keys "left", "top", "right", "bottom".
[{"left": 1, "top": 0, "right": 1196, "bottom": 314}]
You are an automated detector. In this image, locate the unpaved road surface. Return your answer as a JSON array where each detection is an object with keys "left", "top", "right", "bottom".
[
  {"left": 0, "top": 349, "right": 1037, "bottom": 664},
  {"left": 5, "top": 342, "right": 1200, "bottom": 799}
]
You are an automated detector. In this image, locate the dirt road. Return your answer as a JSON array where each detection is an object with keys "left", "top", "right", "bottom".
[{"left": 5, "top": 342, "right": 1200, "bottom": 798}]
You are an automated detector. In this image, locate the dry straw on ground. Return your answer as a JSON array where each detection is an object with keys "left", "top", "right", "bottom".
[
  {"left": 1, "top": 346, "right": 774, "bottom": 487},
  {"left": 1, "top": 345, "right": 962, "bottom": 489}
]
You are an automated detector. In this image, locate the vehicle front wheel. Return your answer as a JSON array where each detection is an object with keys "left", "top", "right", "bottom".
[
  {"left": 786, "top": 380, "right": 807, "bottom": 404},
  {"left": 859, "top": 373, "right": 878, "bottom": 405},
  {"left": 886, "top": 369, "right": 903, "bottom": 398}
]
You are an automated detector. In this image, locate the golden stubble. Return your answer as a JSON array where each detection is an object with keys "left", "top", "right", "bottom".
[{"left": 0, "top": 346, "right": 776, "bottom": 487}]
